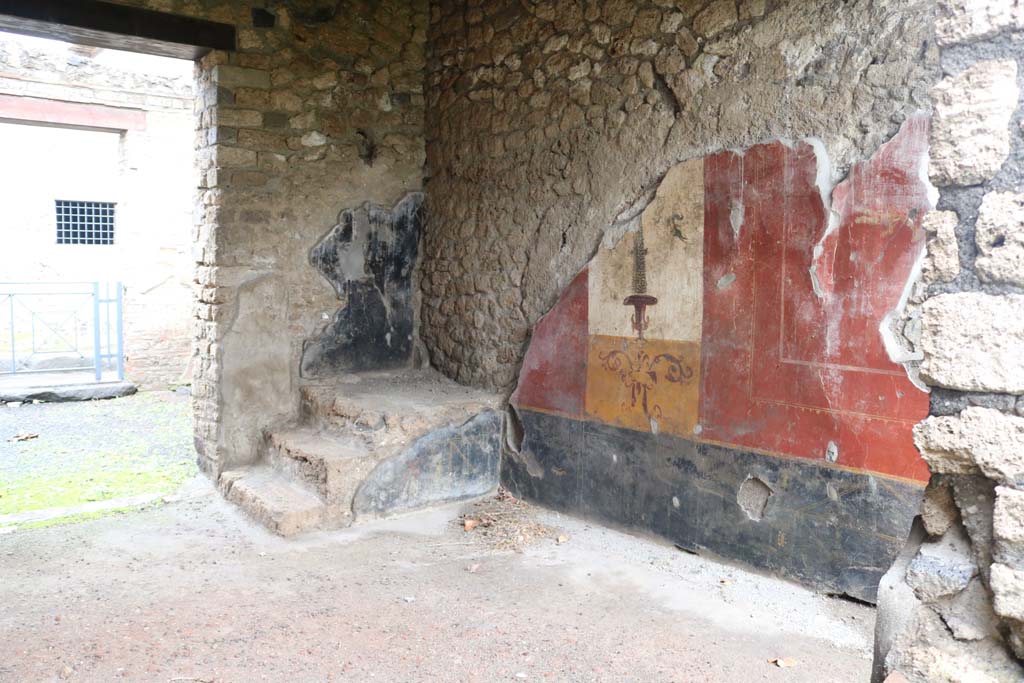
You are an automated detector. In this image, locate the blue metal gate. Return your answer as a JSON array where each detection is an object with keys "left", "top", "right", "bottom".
[{"left": 0, "top": 282, "right": 124, "bottom": 381}]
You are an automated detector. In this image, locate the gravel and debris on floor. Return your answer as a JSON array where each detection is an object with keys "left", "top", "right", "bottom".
[{"left": 458, "top": 486, "right": 563, "bottom": 551}]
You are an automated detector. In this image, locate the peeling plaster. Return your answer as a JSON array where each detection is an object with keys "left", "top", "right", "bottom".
[
  {"left": 806, "top": 137, "right": 841, "bottom": 301},
  {"left": 880, "top": 249, "right": 929, "bottom": 392}
]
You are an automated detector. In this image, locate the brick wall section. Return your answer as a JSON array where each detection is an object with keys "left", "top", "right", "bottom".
[
  {"left": 421, "top": 0, "right": 937, "bottom": 390},
  {"left": 108, "top": 0, "right": 427, "bottom": 472},
  {"left": 873, "top": 1, "right": 1024, "bottom": 680}
]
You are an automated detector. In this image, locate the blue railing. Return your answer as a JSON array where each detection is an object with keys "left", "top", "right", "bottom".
[{"left": 0, "top": 282, "right": 124, "bottom": 381}]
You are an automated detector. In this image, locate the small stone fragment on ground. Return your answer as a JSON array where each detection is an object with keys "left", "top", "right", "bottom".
[
  {"left": 7, "top": 432, "right": 38, "bottom": 442},
  {"left": 768, "top": 657, "right": 798, "bottom": 668}
]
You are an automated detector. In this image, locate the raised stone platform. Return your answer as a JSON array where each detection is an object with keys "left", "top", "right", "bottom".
[{"left": 220, "top": 369, "right": 502, "bottom": 536}]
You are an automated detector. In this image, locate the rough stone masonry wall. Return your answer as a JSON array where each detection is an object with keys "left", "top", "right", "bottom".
[
  {"left": 422, "top": 0, "right": 936, "bottom": 390},
  {"left": 872, "top": 1, "right": 1024, "bottom": 681},
  {"left": 107, "top": 0, "right": 427, "bottom": 472}
]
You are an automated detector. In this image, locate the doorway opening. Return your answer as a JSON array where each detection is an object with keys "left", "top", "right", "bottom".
[{"left": 0, "top": 30, "right": 198, "bottom": 529}]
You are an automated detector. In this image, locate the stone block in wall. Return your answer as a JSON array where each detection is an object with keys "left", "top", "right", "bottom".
[
  {"left": 738, "top": 0, "right": 767, "bottom": 21},
  {"left": 213, "top": 65, "right": 270, "bottom": 90},
  {"left": 875, "top": 520, "right": 1019, "bottom": 681},
  {"left": 976, "top": 191, "right": 1024, "bottom": 287},
  {"left": 930, "top": 60, "right": 1019, "bottom": 187},
  {"left": 905, "top": 525, "right": 977, "bottom": 602},
  {"left": 994, "top": 485, "right": 1024, "bottom": 567},
  {"left": 937, "top": 0, "right": 1024, "bottom": 46},
  {"left": 915, "top": 408, "right": 1024, "bottom": 487},
  {"left": 215, "top": 108, "right": 263, "bottom": 129},
  {"left": 935, "top": 577, "right": 1003, "bottom": 642},
  {"left": 692, "top": 0, "right": 738, "bottom": 37},
  {"left": 922, "top": 210, "right": 960, "bottom": 283},
  {"left": 920, "top": 293, "right": 1024, "bottom": 393},
  {"left": 213, "top": 145, "right": 258, "bottom": 169},
  {"left": 921, "top": 476, "right": 959, "bottom": 537},
  {"left": 953, "top": 475, "right": 998, "bottom": 581},
  {"left": 992, "top": 563, "right": 1024, "bottom": 621},
  {"left": 882, "top": 599, "right": 1024, "bottom": 682}
]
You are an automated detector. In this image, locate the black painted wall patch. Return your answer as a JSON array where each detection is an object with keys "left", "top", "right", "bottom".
[{"left": 301, "top": 192, "right": 423, "bottom": 377}]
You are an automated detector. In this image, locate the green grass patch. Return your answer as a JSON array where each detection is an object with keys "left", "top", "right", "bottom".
[
  {"left": 0, "top": 448, "right": 195, "bottom": 516},
  {"left": 0, "top": 391, "right": 196, "bottom": 528},
  {"left": 16, "top": 505, "right": 149, "bottom": 530}
]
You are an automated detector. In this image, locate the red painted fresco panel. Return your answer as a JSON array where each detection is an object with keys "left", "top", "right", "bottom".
[
  {"left": 700, "top": 117, "right": 931, "bottom": 482},
  {"left": 511, "top": 268, "right": 588, "bottom": 418}
]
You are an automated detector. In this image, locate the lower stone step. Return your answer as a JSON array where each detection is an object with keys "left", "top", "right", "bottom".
[
  {"left": 219, "top": 465, "right": 337, "bottom": 537},
  {"left": 265, "top": 427, "right": 374, "bottom": 506}
]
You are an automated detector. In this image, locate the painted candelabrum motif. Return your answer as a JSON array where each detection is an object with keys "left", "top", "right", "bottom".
[
  {"left": 597, "top": 229, "right": 694, "bottom": 421},
  {"left": 623, "top": 229, "right": 658, "bottom": 340}
]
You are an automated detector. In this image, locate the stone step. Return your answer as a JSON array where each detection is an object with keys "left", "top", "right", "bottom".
[
  {"left": 219, "top": 466, "right": 328, "bottom": 537},
  {"left": 218, "top": 370, "right": 505, "bottom": 537},
  {"left": 300, "top": 369, "right": 500, "bottom": 448},
  {"left": 264, "top": 427, "right": 375, "bottom": 505}
]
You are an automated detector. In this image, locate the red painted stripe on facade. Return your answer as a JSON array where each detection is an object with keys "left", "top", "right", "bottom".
[{"left": 0, "top": 94, "right": 146, "bottom": 130}]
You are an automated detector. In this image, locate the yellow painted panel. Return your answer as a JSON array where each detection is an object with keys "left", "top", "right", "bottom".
[{"left": 585, "top": 335, "right": 700, "bottom": 438}]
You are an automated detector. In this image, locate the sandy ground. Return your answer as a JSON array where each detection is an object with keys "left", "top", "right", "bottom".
[{"left": 0, "top": 481, "right": 876, "bottom": 683}]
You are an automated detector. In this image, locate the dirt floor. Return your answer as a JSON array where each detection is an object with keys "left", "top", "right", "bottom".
[{"left": 0, "top": 479, "right": 876, "bottom": 683}]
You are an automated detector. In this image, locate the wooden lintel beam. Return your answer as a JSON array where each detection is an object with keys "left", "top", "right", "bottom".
[{"left": 0, "top": 0, "right": 235, "bottom": 60}]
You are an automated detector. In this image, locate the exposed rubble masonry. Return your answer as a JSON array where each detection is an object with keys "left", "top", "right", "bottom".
[{"left": 873, "top": 1, "right": 1024, "bottom": 680}]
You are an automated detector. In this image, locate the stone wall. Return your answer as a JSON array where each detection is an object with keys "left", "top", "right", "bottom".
[
  {"left": 107, "top": 0, "right": 427, "bottom": 471},
  {"left": 422, "top": 0, "right": 937, "bottom": 390},
  {"left": 873, "top": 1, "right": 1024, "bottom": 680}
]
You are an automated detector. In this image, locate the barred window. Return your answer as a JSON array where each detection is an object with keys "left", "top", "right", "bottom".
[{"left": 56, "top": 200, "right": 116, "bottom": 245}]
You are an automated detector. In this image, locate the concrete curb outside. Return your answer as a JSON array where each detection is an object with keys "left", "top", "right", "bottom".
[{"left": 0, "top": 381, "right": 137, "bottom": 403}]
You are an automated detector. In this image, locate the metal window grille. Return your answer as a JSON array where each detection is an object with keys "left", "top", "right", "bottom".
[{"left": 55, "top": 200, "right": 116, "bottom": 245}]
